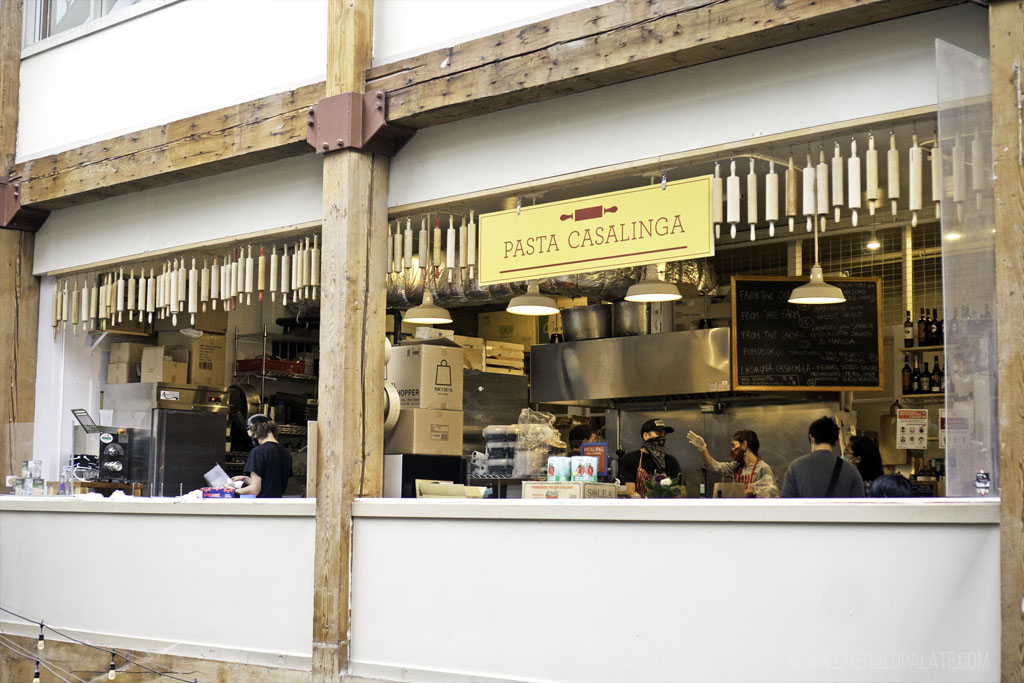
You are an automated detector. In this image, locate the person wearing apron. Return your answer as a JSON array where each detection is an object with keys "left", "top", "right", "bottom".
[
  {"left": 617, "top": 419, "right": 682, "bottom": 497},
  {"left": 686, "top": 429, "right": 779, "bottom": 498}
]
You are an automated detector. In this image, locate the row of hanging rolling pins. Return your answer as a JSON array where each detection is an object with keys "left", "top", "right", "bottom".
[
  {"left": 386, "top": 211, "right": 478, "bottom": 279},
  {"left": 709, "top": 130, "right": 984, "bottom": 241},
  {"left": 50, "top": 236, "right": 321, "bottom": 335}
]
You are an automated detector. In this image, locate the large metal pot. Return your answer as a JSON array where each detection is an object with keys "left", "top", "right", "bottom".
[
  {"left": 612, "top": 301, "right": 650, "bottom": 336},
  {"left": 561, "top": 304, "right": 612, "bottom": 341}
]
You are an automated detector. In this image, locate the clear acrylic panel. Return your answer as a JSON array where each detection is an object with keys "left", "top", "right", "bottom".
[{"left": 936, "top": 39, "right": 996, "bottom": 497}]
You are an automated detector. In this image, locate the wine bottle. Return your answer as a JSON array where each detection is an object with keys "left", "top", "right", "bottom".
[
  {"left": 931, "top": 356, "right": 941, "bottom": 393},
  {"left": 902, "top": 356, "right": 913, "bottom": 394},
  {"left": 911, "top": 360, "right": 921, "bottom": 393},
  {"left": 920, "top": 360, "right": 931, "bottom": 392},
  {"left": 917, "top": 308, "right": 927, "bottom": 346},
  {"left": 903, "top": 310, "right": 914, "bottom": 348},
  {"left": 930, "top": 308, "right": 940, "bottom": 346}
]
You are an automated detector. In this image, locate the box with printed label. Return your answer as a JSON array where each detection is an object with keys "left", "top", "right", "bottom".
[
  {"left": 521, "top": 481, "right": 617, "bottom": 499},
  {"left": 140, "top": 346, "right": 189, "bottom": 384},
  {"left": 384, "top": 408, "right": 464, "bottom": 456},
  {"left": 109, "top": 342, "right": 151, "bottom": 365},
  {"left": 106, "top": 362, "right": 140, "bottom": 384},
  {"left": 478, "top": 311, "right": 545, "bottom": 348},
  {"left": 156, "top": 331, "right": 226, "bottom": 387},
  {"left": 385, "top": 339, "right": 463, "bottom": 410},
  {"left": 154, "top": 307, "right": 228, "bottom": 334}
]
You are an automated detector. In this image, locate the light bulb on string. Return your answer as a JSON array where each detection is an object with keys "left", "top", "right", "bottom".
[
  {"left": 37, "top": 622, "right": 44, "bottom": 650},
  {"left": 33, "top": 661, "right": 40, "bottom": 683},
  {"left": 108, "top": 652, "right": 117, "bottom": 679}
]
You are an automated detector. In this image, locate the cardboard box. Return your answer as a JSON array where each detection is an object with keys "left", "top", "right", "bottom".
[
  {"left": 154, "top": 307, "right": 228, "bottom": 334},
  {"left": 521, "top": 481, "right": 617, "bottom": 499},
  {"left": 384, "top": 408, "right": 464, "bottom": 456},
  {"left": 385, "top": 339, "right": 463, "bottom": 410},
  {"left": 452, "top": 335, "right": 485, "bottom": 371},
  {"left": 109, "top": 342, "right": 150, "bottom": 365},
  {"left": 140, "top": 346, "right": 189, "bottom": 384},
  {"left": 156, "top": 331, "right": 227, "bottom": 386},
  {"left": 106, "top": 362, "right": 140, "bottom": 384},
  {"left": 478, "top": 310, "right": 545, "bottom": 348}
]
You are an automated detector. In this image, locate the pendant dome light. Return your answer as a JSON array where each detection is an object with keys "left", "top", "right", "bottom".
[
  {"left": 625, "top": 264, "right": 682, "bottom": 303},
  {"left": 507, "top": 280, "right": 558, "bottom": 316},
  {"left": 788, "top": 217, "right": 846, "bottom": 305},
  {"left": 865, "top": 231, "right": 881, "bottom": 250},
  {"left": 404, "top": 288, "right": 452, "bottom": 324}
]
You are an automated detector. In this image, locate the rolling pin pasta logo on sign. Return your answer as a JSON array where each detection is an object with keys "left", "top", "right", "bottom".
[{"left": 477, "top": 177, "right": 714, "bottom": 285}]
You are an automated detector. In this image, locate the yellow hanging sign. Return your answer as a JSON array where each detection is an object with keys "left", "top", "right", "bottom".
[{"left": 478, "top": 176, "right": 713, "bottom": 285}]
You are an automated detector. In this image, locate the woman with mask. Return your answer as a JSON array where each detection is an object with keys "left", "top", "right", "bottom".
[
  {"left": 617, "top": 419, "right": 682, "bottom": 497},
  {"left": 845, "top": 435, "right": 885, "bottom": 494},
  {"left": 686, "top": 429, "right": 779, "bottom": 498},
  {"left": 230, "top": 414, "right": 293, "bottom": 498}
]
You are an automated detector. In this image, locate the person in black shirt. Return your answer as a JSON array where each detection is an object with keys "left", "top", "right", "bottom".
[
  {"left": 617, "top": 418, "right": 681, "bottom": 496},
  {"left": 231, "top": 414, "right": 292, "bottom": 498}
]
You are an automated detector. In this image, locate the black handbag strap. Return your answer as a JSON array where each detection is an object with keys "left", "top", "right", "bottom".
[{"left": 825, "top": 456, "right": 844, "bottom": 497}]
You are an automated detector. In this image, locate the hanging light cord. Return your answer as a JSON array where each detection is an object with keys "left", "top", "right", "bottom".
[
  {"left": 0, "top": 634, "right": 82, "bottom": 683},
  {"left": 0, "top": 607, "right": 199, "bottom": 682}
]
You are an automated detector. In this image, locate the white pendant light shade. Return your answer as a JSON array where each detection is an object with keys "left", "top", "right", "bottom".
[
  {"left": 625, "top": 264, "right": 682, "bottom": 303},
  {"left": 405, "top": 288, "right": 452, "bottom": 324},
  {"left": 787, "top": 264, "right": 846, "bottom": 304},
  {"left": 507, "top": 280, "right": 558, "bottom": 316},
  {"left": 865, "top": 231, "right": 881, "bottom": 250}
]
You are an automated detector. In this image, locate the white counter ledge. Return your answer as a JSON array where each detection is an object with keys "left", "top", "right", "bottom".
[
  {"left": 0, "top": 495, "right": 316, "bottom": 516},
  {"left": 352, "top": 497, "right": 999, "bottom": 524}
]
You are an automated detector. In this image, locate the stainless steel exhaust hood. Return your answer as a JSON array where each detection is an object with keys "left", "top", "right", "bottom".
[{"left": 530, "top": 328, "right": 731, "bottom": 406}]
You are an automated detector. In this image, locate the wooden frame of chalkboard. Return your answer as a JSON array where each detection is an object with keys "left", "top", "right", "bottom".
[{"left": 730, "top": 275, "right": 884, "bottom": 392}]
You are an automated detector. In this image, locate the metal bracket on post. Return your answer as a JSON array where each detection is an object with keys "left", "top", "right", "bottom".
[
  {"left": 0, "top": 175, "right": 49, "bottom": 232},
  {"left": 306, "top": 90, "right": 415, "bottom": 157}
]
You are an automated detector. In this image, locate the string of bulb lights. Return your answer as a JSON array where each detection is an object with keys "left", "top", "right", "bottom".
[{"left": 0, "top": 606, "right": 199, "bottom": 682}]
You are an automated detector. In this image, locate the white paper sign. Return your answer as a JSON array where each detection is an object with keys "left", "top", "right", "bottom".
[{"left": 896, "top": 408, "right": 928, "bottom": 450}]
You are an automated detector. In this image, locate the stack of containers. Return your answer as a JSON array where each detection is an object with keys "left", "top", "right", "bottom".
[{"left": 383, "top": 339, "right": 464, "bottom": 456}]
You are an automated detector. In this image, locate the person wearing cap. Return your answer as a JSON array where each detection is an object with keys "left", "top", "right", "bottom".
[
  {"left": 230, "top": 414, "right": 293, "bottom": 498},
  {"left": 685, "top": 429, "right": 779, "bottom": 498},
  {"left": 617, "top": 419, "right": 681, "bottom": 496}
]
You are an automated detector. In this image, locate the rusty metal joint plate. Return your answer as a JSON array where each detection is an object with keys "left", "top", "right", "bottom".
[{"left": 306, "top": 91, "right": 415, "bottom": 157}]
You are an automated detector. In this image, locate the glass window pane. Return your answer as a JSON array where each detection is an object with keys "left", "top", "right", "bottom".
[{"left": 47, "top": 0, "right": 93, "bottom": 38}]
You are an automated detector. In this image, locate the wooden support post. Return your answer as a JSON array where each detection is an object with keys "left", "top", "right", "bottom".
[
  {"left": 0, "top": 0, "right": 39, "bottom": 482},
  {"left": 992, "top": 2, "right": 1024, "bottom": 680},
  {"left": 312, "top": 0, "right": 386, "bottom": 680}
]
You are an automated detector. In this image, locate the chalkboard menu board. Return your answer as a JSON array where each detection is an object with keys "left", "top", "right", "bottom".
[{"left": 731, "top": 276, "right": 883, "bottom": 391}]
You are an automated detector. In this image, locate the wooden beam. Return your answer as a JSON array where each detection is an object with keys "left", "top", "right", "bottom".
[
  {"left": 370, "top": 0, "right": 964, "bottom": 128},
  {"left": 313, "top": 0, "right": 382, "bottom": 680},
  {"left": 0, "top": 0, "right": 21, "bottom": 173},
  {"left": 13, "top": 0, "right": 964, "bottom": 209},
  {"left": 991, "top": 2, "right": 1024, "bottom": 680}
]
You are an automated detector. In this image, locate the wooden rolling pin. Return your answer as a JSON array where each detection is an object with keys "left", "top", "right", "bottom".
[
  {"left": 244, "top": 246, "right": 254, "bottom": 306},
  {"left": 188, "top": 258, "right": 198, "bottom": 325},
  {"left": 146, "top": 268, "right": 156, "bottom": 323},
  {"left": 746, "top": 159, "right": 757, "bottom": 241},
  {"left": 712, "top": 162, "right": 723, "bottom": 239},
  {"left": 931, "top": 139, "right": 942, "bottom": 219},
  {"left": 802, "top": 153, "right": 815, "bottom": 232},
  {"left": 446, "top": 215, "right": 456, "bottom": 268},
  {"left": 887, "top": 133, "right": 900, "bottom": 216},
  {"left": 418, "top": 217, "right": 428, "bottom": 271},
  {"left": 210, "top": 257, "right": 221, "bottom": 310},
  {"left": 310, "top": 235, "right": 320, "bottom": 300},
  {"left": 765, "top": 159, "right": 778, "bottom": 237},
  {"left": 126, "top": 269, "right": 136, "bottom": 321},
  {"left": 257, "top": 247, "right": 266, "bottom": 302},
  {"left": 726, "top": 160, "right": 740, "bottom": 239},
  {"left": 847, "top": 138, "right": 861, "bottom": 227},
  {"left": 909, "top": 134, "right": 923, "bottom": 228},
  {"left": 816, "top": 148, "right": 829, "bottom": 230},
  {"left": 831, "top": 142, "right": 844, "bottom": 223},
  {"left": 280, "top": 243, "right": 291, "bottom": 306},
  {"left": 785, "top": 155, "right": 797, "bottom": 232},
  {"left": 200, "top": 258, "right": 210, "bottom": 312},
  {"left": 865, "top": 134, "right": 879, "bottom": 216},
  {"left": 169, "top": 258, "right": 180, "bottom": 325}
]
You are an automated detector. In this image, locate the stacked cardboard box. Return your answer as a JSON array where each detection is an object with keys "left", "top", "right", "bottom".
[
  {"left": 106, "top": 342, "right": 150, "bottom": 384},
  {"left": 156, "top": 331, "right": 227, "bottom": 386},
  {"left": 384, "top": 339, "right": 464, "bottom": 456},
  {"left": 141, "top": 346, "right": 189, "bottom": 384}
]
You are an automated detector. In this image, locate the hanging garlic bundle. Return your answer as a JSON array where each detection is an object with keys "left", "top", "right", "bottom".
[
  {"left": 802, "top": 153, "right": 816, "bottom": 232},
  {"left": 200, "top": 258, "right": 210, "bottom": 312},
  {"left": 847, "top": 138, "right": 861, "bottom": 227},
  {"left": 908, "top": 133, "right": 923, "bottom": 228},
  {"left": 712, "top": 162, "right": 723, "bottom": 239},
  {"left": 746, "top": 159, "right": 758, "bottom": 241},
  {"left": 726, "top": 160, "right": 740, "bottom": 239},
  {"left": 887, "top": 133, "right": 900, "bottom": 216},
  {"left": 831, "top": 142, "right": 844, "bottom": 223},
  {"left": 815, "top": 148, "right": 830, "bottom": 231},
  {"left": 311, "top": 235, "right": 320, "bottom": 300},
  {"left": 785, "top": 155, "right": 797, "bottom": 232},
  {"left": 765, "top": 159, "right": 779, "bottom": 237},
  {"left": 865, "top": 133, "right": 879, "bottom": 216},
  {"left": 931, "top": 136, "right": 942, "bottom": 219}
]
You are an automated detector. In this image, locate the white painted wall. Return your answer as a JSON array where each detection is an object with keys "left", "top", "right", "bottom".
[
  {"left": 0, "top": 499, "right": 315, "bottom": 668},
  {"left": 16, "top": 0, "right": 601, "bottom": 160},
  {"left": 388, "top": 4, "right": 990, "bottom": 208},
  {"left": 351, "top": 500, "right": 999, "bottom": 683}
]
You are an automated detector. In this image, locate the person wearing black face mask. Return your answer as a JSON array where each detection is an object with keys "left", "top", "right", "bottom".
[
  {"left": 617, "top": 419, "right": 681, "bottom": 496},
  {"left": 230, "top": 414, "right": 293, "bottom": 498},
  {"left": 686, "top": 429, "right": 779, "bottom": 498}
]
